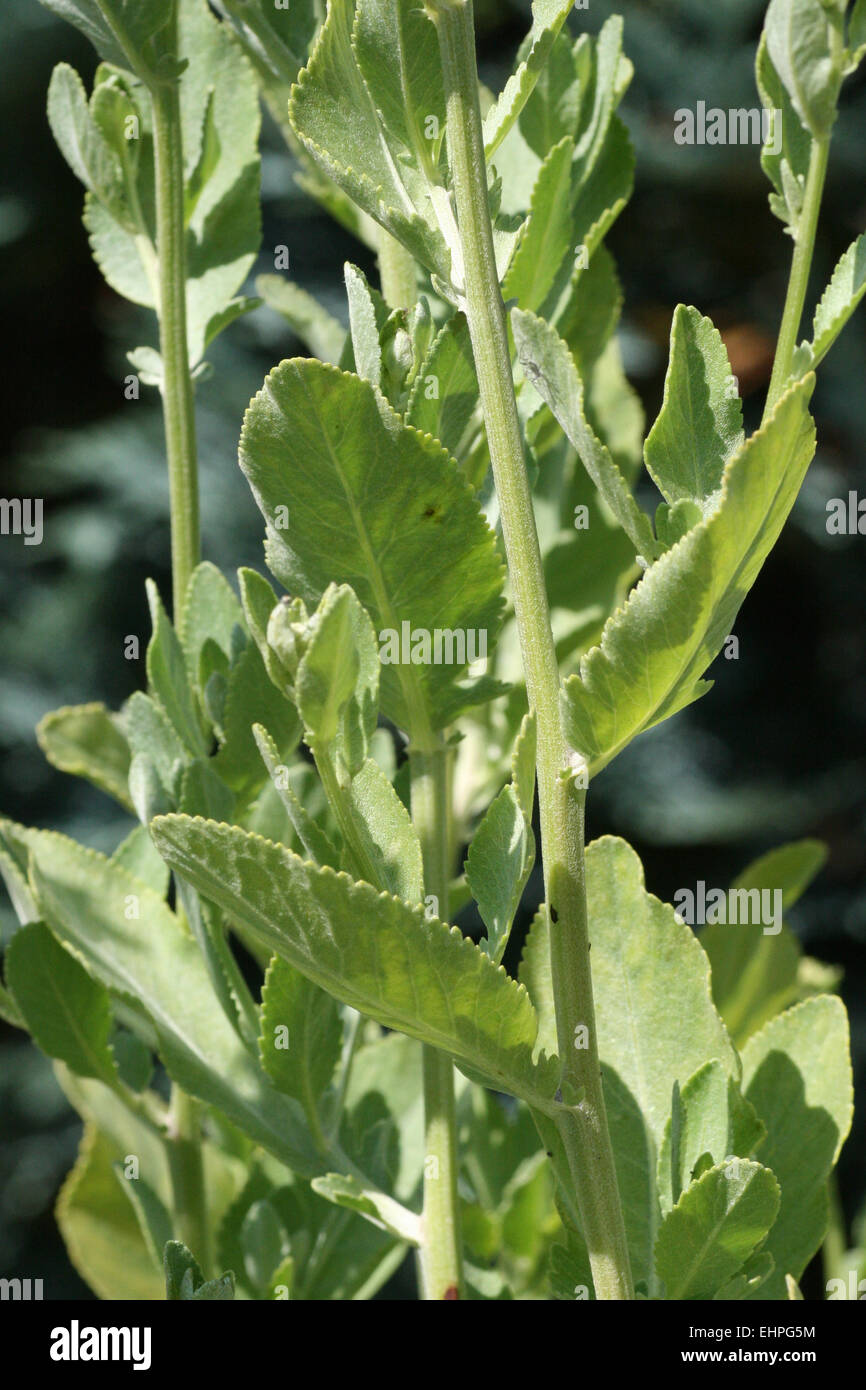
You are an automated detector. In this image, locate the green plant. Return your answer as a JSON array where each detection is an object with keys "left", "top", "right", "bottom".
[{"left": 2, "top": 0, "right": 864, "bottom": 1300}]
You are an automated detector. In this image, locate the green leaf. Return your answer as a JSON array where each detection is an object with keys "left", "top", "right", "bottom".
[
  {"left": 146, "top": 579, "right": 208, "bottom": 756},
  {"left": 310, "top": 1171, "right": 420, "bottom": 1244},
  {"left": 0, "top": 981, "right": 25, "bottom": 1030},
  {"left": 179, "top": 562, "right": 244, "bottom": 689},
  {"left": 259, "top": 955, "right": 342, "bottom": 1120},
  {"left": 572, "top": 16, "right": 630, "bottom": 190},
  {"left": 36, "top": 703, "right": 133, "bottom": 812},
  {"left": 467, "top": 712, "right": 536, "bottom": 964},
  {"left": 756, "top": 32, "right": 812, "bottom": 233},
  {"left": 47, "top": 63, "right": 125, "bottom": 215},
  {"left": 37, "top": 0, "right": 173, "bottom": 74},
  {"left": 644, "top": 306, "right": 744, "bottom": 516},
  {"left": 741, "top": 996, "right": 853, "bottom": 1296},
  {"left": 237, "top": 566, "right": 287, "bottom": 691},
  {"left": 849, "top": 0, "right": 866, "bottom": 66},
  {"left": 289, "top": 0, "right": 451, "bottom": 281},
  {"left": 213, "top": 643, "right": 301, "bottom": 799},
  {"left": 150, "top": 815, "right": 558, "bottom": 1107},
  {"left": 518, "top": 906, "right": 557, "bottom": 1062},
  {"left": 110, "top": 825, "right": 170, "bottom": 898},
  {"left": 256, "top": 275, "right": 346, "bottom": 365},
  {"left": 112, "top": 1167, "right": 173, "bottom": 1272},
  {"left": 253, "top": 725, "right": 340, "bottom": 870},
  {"left": 512, "top": 307, "right": 658, "bottom": 559},
  {"left": 295, "top": 583, "right": 379, "bottom": 776},
  {"left": 56, "top": 1124, "right": 165, "bottom": 1300},
  {"left": 164, "top": 1240, "right": 235, "bottom": 1300},
  {"left": 764, "top": 0, "right": 843, "bottom": 138},
  {"left": 240, "top": 358, "right": 504, "bottom": 738},
  {"left": 655, "top": 1160, "right": 781, "bottom": 1300},
  {"left": 110, "top": 1026, "right": 154, "bottom": 1092},
  {"left": 344, "top": 263, "right": 388, "bottom": 388},
  {"left": 483, "top": 0, "right": 576, "bottom": 159},
  {"left": 792, "top": 234, "right": 866, "bottom": 375},
  {"left": 6, "top": 922, "right": 117, "bottom": 1082},
  {"left": 657, "top": 1061, "right": 766, "bottom": 1213},
  {"left": 83, "top": 0, "right": 262, "bottom": 365},
  {"left": 14, "top": 822, "right": 325, "bottom": 1177},
  {"left": 562, "top": 378, "right": 816, "bottom": 774},
  {"left": 701, "top": 839, "right": 828, "bottom": 1046},
  {"left": 405, "top": 312, "right": 481, "bottom": 470},
  {"left": 122, "top": 690, "right": 188, "bottom": 804},
  {"left": 518, "top": 29, "right": 587, "bottom": 161},
  {"left": 712, "top": 1250, "right": 776, "bottom": 1300},
  {"left": 178, "top": 759, "right": 235, "bottom": 823},
  {"left": 503, "top": 136, "right": 575, "bottom": 313},
  {"left": 213, "top": 0, "right": 319, "bottom": 96},
  {"left": 588, "top": 837, "right": 737, "bottom": 1136},
  {"left": 354, "top": 0, "right": 446, "bottom": 185},
  {"left": 339, "top": 755, "right": 424, "bottom": 902},
  {"left": 552, "top": 242, "right": 622, "bottom": 377},
  {"left": 576, "top": 837, "right": 738, "bottom": 1292},
  {"left": 239, "top": 1198, "right": 289, "bottom": 1291}
]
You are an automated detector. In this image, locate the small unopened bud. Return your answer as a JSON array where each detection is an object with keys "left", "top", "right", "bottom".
[{"left": 266, "top": 595, "right": 310, "bottom": 691}]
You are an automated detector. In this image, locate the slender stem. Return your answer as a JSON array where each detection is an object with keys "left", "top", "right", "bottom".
[
  {"left": 376, "top": 223, "right": 464, "bottom": 1299},
  {"left": 430, "top": 0, "right": 633, "bottom": 1299},
  {"left": 149, "top": 27, "right": 208, "bottom": 1283},
  {"left": 410, "top": 747, "right": 463, "bottom": 1301},
  {"left": 166, "top": 1086, "right": 211, "bottom": 1274},
  {"left": 762, "top": 135, "right": 830, "bottom": 423},
  {"left": 151, "top": 76, "right": 200, "bottom": 619}
]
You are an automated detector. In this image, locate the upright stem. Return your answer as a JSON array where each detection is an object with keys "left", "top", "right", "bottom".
[
  {"left": 377, "top": 223, "right": 464, "bottom": 1299},
  {"left": 149, "top": 35, "right": 207, "bottom": 1276},
  {"left": 762, "top": 135, "right": 830, "bottom": 423},
  {"left": 430, "top": 0, "right": 633, "bottom": 1299},
  {"left": 411, "top": 747, "right": 464, "bottom": 1301},
  {"left": 151, "top": 75, "right": 200, "bottom": 618},
  {"left": 166, "top": 1087, "right": 211, "bottom": 1275}
]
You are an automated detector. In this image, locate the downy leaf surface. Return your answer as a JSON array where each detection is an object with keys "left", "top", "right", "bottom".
[
  {"left": 36, "top": 703, "right": 133, "bottom": 812},
  {"left": 240, "top": 358, "right": 505, "bottom": 739},
  {"left": 741, "top": 995, "right": 853, "bottom": 1296},
  {"left": 561, "top": 378, "right": 816, "bottom": 774},
  {"left": 6, "top": 922, "right": 118, "bottom": 1083},
  {"left": 512, "top": 307, "right": 658, "bottom": 560},
  {"left": 483, "top": 0, "right": 577, "bottom": 159},
  {"left": 467, "top": 713, "right": 536, "bottom": 964},
  {"left": 13, "top": 822, "right": 325, "bottom": 1177},
  {"left": 644, "top": 306, "right": 744, "bottom": 516},
  {"left": 289, "top": 0, "right": 451, "bottom": 282},
  {"left": 151, "top": 814, "right": 558, "bottom": 1107},
  {"left": 791, "top": 233, "right": 866, "bottom": 375},
  {"left": 655, "top": 1160, "right": 781, "bottom": 1300}
]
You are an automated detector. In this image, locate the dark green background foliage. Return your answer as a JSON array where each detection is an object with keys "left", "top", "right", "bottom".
[{"left": 1, "top": 0, "right": 864, "bottom": 1297}]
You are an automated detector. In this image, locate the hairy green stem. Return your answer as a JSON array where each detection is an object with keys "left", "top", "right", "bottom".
[
  {"left": 150, "top": 27, "right": 208, "bottom": 1278},
  {"left": 410, "top": 747, "right": 463, "bottom": 1301},
  {"left": 377, "top": 223, "right": 464, "bottom": 1299},
  {"left": 430, "top": 0, "right": 633, "bottom": 1299},
  {"left": 151, "top": 76, "right": 200, "bottom": 619},
  {"left": 167, "top": 1086, "right": 211, "bottom": 1274},
  {"left": 763, "top": 135, "right": 830, "bottom": 423}
]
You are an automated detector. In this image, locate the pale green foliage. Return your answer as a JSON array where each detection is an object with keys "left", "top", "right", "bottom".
[
  {"left": 45, "top": 0, "right": 262, "bottom": 369},
  {"left": 6, "top": 0, "right": 861, "bottom": 1304}
]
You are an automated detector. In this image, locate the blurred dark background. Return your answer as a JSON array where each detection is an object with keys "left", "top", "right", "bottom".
[{"left": 1, "top": 0, "right": 864, "bottom": 1298}]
